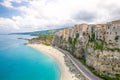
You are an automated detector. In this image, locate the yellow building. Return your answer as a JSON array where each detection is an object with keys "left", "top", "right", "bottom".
[
  {"left": 81, "top": 23, "right": 88, "bottom": 32},
  {"left": 74, "top": 24, "right": 81, "bottom": 33}
]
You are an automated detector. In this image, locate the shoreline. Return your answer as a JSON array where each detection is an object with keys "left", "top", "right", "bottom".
[{"left": 28, "top": 44, "right": 85, "bottom": 80}]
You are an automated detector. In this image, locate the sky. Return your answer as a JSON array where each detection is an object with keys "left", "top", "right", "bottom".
[{"left": 0, "top": 0, "right": 120, "bottom": 33}]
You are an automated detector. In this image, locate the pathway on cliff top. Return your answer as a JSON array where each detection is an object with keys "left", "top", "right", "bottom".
[{"left": 54, "top": 46, "right": 103, "bottom": 80}]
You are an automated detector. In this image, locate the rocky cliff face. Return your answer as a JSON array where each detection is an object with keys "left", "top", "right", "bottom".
[
  {"left": 86, "top": 49, "right": 120, "bottom": 78},
  {"left": 52, "top": 26, "right": 120, "bottom": 79},
  {"left": 53, "top": 32, "right": 86, "bottom": 58}
]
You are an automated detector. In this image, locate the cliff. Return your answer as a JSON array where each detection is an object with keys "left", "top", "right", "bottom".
[{"left": 52, "top": 21, "right": 120, "bottom": 80}]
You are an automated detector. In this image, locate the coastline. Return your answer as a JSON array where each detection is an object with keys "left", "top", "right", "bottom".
[{"left": 28, "top": 44, "right": 85, "bottom": 80}]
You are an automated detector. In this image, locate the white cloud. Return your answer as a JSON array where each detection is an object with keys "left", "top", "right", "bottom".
[
  {"left": 0, "top": 0, "right": 120, "bottom": 33},
  {"left": 0, "top": 0, "right": 14, "bottom": 8},
  {"left": 0, "top": 18, "right": 19, "bottom": 29},
  {"left": 0, "top": 17, "right": 20, "bottom": 33}
]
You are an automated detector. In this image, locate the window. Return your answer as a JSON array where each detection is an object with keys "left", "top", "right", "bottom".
[
  {"left": 115, "top": 36, "right": 119, "bottom": 41},
  {"left": 108, "top": 26, "right": 110, "bottom": 29},
  {"left": 83, "top": 32, "right": 85, "bottom": 36},
  {"left": 115, "top": 32, "right": 117, "bottom": 35}
]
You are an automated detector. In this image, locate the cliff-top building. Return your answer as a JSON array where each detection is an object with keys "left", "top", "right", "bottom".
[
  {"left": 105, "top": 20, "right": 120, "bottom": 47},
  {"left": 95, "top": 24, "right": 107, "bottom": 40},
  {"left": 74, "top": 24, "right": 81, "bottom": 33},
  {"left": 76, "top": 23, "right": 88, "bottom": 38}
]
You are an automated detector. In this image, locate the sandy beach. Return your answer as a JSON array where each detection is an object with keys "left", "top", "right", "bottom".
[{"left": 28, "top": 44, "right": 83, "bottom": 80}]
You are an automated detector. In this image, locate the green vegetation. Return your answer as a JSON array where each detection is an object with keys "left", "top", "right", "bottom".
[
  {"left": 29, "top": 35, "right": 54, "bottom": 46},
  {"left": 78, "top": 58, "right": 86, "bottom": 65},
  {"left": 115, "top": 36, "right": 119, "bottom": 42},
  {"left": 107, "top": 48, "right": 120, "bottom": 52},
  {"left": 94, "top": 40, "right": 105, "bottom": 51},
  {"left": 60, "top": 36, "right": 63, "bottom": 40},
  {"left": 76, "top": 33, "right": 79, "bottom": 38},
  {"left": 39, "top": 35, "right": 54, "bottom": 45},
  {"left": 68, "top": 37, "right": 78, "bottom": 45},
  {"left": 68, "top": 37, "right": 73, "bottom": 44},
  {"left": 88, "top": 34, "right": 105, "bottom": 51},
  {"left": 68, "top": 37, "right": 78, "bottom": 53},
  {"left": 89, "top": 32, "right": 95, "bottom": 42},
  {"left": 88, "top": 31, "right": 106, "bottom": 51},
  {"left": 87, "top": 66, "right": 118, "bottom": 80},
  {"left": 73, "top": 37, "right": 77, "bottom": 45},
  {"left": 116, "top": 74, "right": 120, "bottom": 80}
]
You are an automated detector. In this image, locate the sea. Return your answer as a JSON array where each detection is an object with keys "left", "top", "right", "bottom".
[{"left": 0, "top": 35, "right": 60, "bottom": 80}]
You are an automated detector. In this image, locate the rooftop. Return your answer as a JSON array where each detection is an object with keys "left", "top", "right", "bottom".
[{"left": 112, "top": 19, "right": 120, "bottom": 24}]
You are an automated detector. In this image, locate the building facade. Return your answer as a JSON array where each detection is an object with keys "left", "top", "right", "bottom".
[{"left": 105, "top": 20, "right": 120, "bottom": 46}]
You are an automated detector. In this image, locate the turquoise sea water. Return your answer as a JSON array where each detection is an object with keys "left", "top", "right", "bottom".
[{"left": 0, "top": 35, "right": 60, "bottom": 80}]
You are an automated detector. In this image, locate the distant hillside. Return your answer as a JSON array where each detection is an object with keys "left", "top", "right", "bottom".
[{"left": 10, "top": 28, "right": 64, "bottom": 36}]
